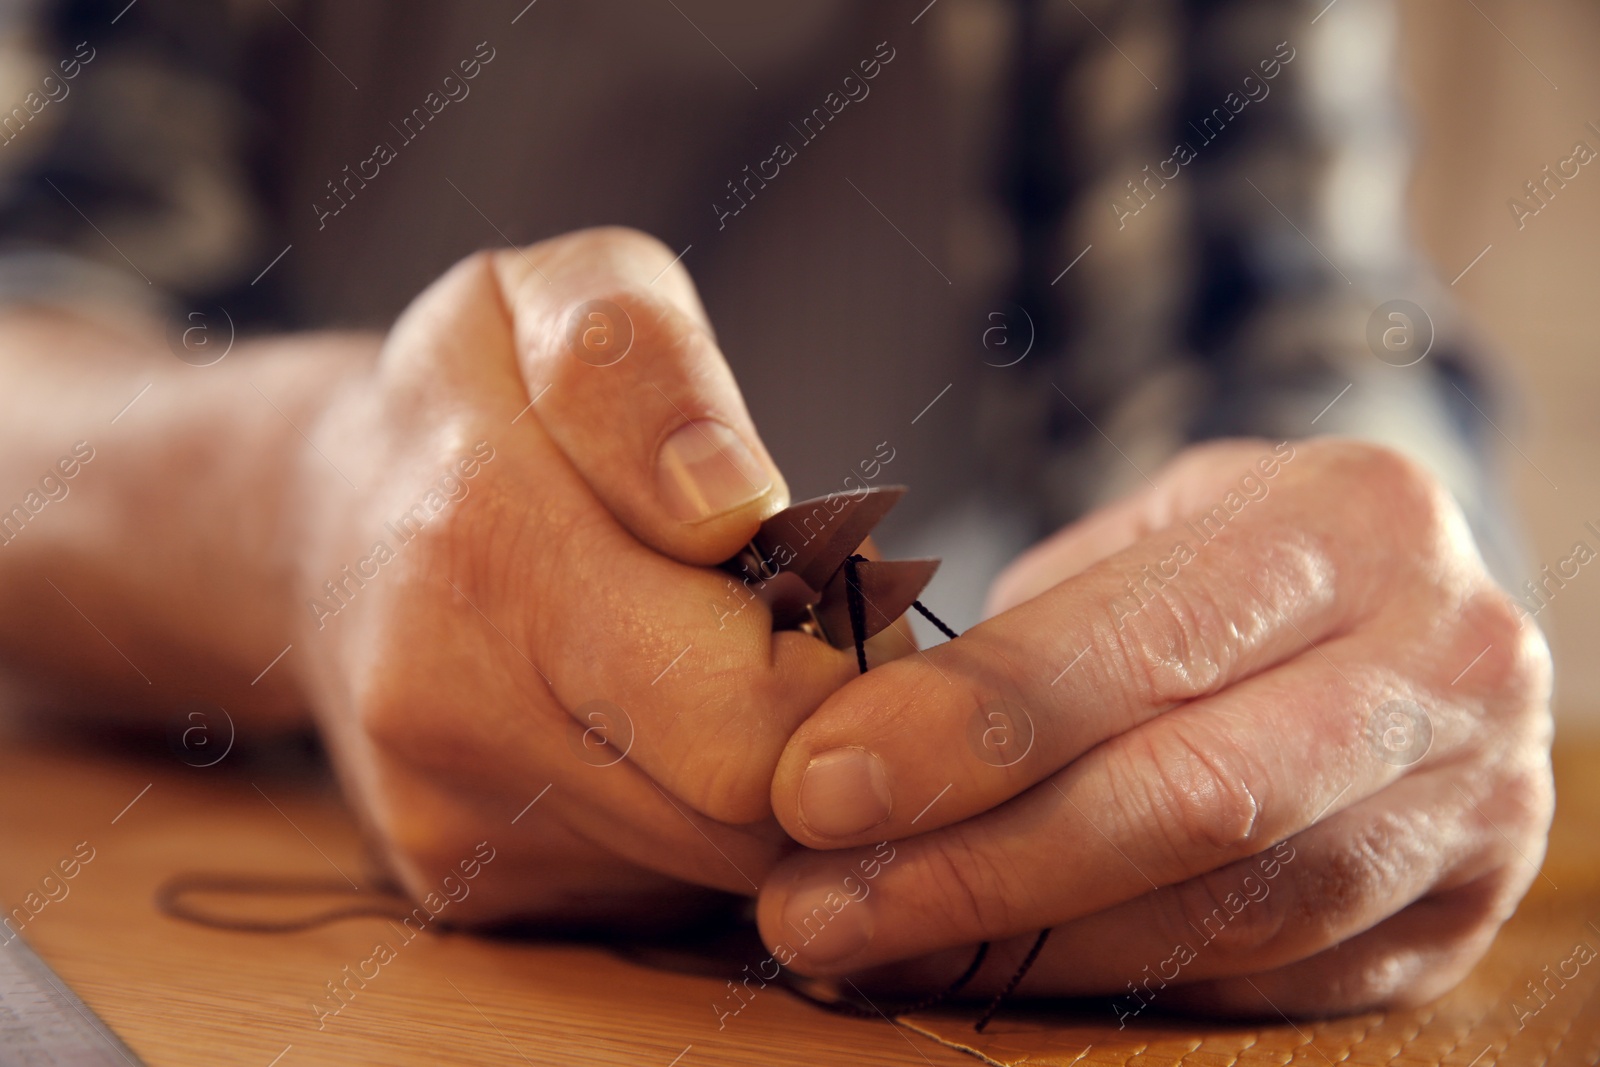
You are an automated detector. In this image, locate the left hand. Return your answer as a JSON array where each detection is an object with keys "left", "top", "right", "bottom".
[{"left": 755, "top": 438, "right": 1554, "bottom": 1018}]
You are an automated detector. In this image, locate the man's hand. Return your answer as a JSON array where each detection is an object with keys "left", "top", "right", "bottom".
[
  {"left": 290, "top": 228, "right": 864, "bottom": 925},
  {"left": 757, "top": 439, "right": 1553, "bottom": 1017}
]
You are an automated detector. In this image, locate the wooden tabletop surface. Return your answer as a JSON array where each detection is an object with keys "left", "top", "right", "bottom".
[{"left": 1, "top": 726, "right": 1596, "bottom": 1066}]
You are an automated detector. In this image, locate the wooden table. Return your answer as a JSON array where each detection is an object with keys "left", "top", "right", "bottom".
[{"left": 2, "top": 728, "right": 1596, "bottom": 1066}]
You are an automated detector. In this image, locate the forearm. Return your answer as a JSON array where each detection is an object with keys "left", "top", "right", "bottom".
[{"left": 0, "top": 307, "right": 379, "bottom": 727}]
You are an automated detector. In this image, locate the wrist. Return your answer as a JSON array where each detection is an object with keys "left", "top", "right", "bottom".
[{"left": 0, "top": 309, "right": 380, "bottom": 723}]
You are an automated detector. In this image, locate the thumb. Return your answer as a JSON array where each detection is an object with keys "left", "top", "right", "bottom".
[{"left": 493, "top": 226, "right": 788, "bottom": 565}]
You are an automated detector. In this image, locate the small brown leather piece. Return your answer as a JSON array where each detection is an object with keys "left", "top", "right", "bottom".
[
  {"left": 758, "top": 486, "right": 909, "bottom": 594},
  {"left": 722, "top": 486, "right": 940, "bottom": 649},
  {"left": 814, "top": 557, "right": 942, "bottom": 646}
]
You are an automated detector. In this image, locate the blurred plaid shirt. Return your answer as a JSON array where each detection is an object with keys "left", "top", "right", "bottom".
[{"left": 0, "top": 0, "right": 1520, "bottom": 609}]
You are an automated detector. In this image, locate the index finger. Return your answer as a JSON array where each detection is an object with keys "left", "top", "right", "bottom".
[{"left": 767, "top": 441, "right": 1423, "bottom": 847}]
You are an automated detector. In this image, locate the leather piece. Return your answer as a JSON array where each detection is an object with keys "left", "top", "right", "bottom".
[
  {"left": 814, "top": 557, "right": 941, "bottom": 645},
  {"left": 723, "top": 486, "right": 938, "bottom": 649},
  {"left": 755, "top": 486, "right": 908, "bottom": 593}
]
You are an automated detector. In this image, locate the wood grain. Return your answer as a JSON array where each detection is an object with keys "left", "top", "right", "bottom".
[
  {"left": 2, "top": 732, "right": 1595, "bottom": 1066},
  {"left": 0, "top": 737, "right": 970, "bottom": 1066}
]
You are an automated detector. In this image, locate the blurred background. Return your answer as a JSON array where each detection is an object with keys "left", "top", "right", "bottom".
[{"left": 1403, "top": 0, "right": 1600, "bottom": 738}]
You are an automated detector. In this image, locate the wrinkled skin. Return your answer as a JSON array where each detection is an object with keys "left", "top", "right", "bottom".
[
  {"left": 760, "top": 439, "right": 1554, "bottom": 1016},
  {"left": 297, "top": 228, "right": 1553, "bottom": 1013}
]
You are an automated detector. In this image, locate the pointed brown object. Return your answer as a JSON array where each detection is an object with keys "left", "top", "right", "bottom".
[
  {"left": 719, "top": 486, "right": 941, "bottom": 650},
  {"left": 813, "top": 557, "right": 941, "bottom": 647},
  {"left": 753, "top": 486, "right": 907, "bottom": 593}
]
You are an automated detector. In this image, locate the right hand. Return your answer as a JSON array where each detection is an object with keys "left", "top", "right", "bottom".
[{"left": 288, "top": 228, "right": 862, "bottom": 926}]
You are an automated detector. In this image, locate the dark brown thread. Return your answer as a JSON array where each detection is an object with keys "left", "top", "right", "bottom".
[
  {"left": 975, "top": 928, "right": 1051, "bottom": 1032},
  {"left": 780, "top": 566, "right": 1047, "bottom": 1031}
]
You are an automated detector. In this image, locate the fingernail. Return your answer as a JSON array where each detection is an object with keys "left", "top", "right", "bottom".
[
  {"left": 656, "top": 419, "right": 774, "bottom": 522},
  {"left": 798, "top": 747, "right": 892, "bottom": 838},
  {"left": 780, "top": 878, "right": 874, "bottom": 967}
]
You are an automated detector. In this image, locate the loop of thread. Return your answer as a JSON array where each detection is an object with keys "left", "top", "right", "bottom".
[{"left": 155, "top": 873, "right": 414, "bottom": 934}]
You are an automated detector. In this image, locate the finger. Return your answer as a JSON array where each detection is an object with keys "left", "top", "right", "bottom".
[
  {"left": 859, "top": 871, "right": 1522, "bottom": 1020},
  {"left": 1025, "top": 762, "right": 1541, "bottom": 1000},
  {"left": 493, "top": 227, "right": 787, "bottom": 566},
  {"left": 769, "top": 439, "right": 1516, "bottom": 849},
  {"left": 366, "top": 734, "right": 790, "bottom": 904},
  {"left": 985, "top": 439, "right": 1291, "bottom": 615},
  {"left": 372, "top": 251, "right": 857, "bottom": 827},
  {"left": 770, "top": 440, "right": 1441, "bottom": 847},
  {"left": 1163, "top": 871, "right": 1519, "bottom": 1016},
  {"left": 843, "top": 757, "right": 1543, "bottom": 1002},
  {"left": 757, "top": 599, "right": 1541, "bottom": 973}
]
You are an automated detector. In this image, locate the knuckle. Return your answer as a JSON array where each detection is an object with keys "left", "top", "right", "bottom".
[
  {"left": 1177, "top": 437, "right": 1278, "bottom": 472},
  {"left": 455, "top": 246, "right": 500, "bottom": 278},
  {"left": 383, "top": 250, "right": 505, "bottom": 373},
  {"left": 516, "top": 258, "right": 705, "bottom": 382},
  {"left": 350, "top": 651, "right": 473, "bottom": 776},
  {"left": 353, "top": 677, "right": 414, "bottom": 756},
  {"left": 666, "top": 741, "right": 774, "bottom": 826},
  {"left": 344, "top": 710, "right": 491, "bottom": 901},
  {"left": 1505, "top": 762, "right": 1557, "bottom": 835},
  {"left": 542, "top": 226, "right": 699, "bottom": 310},
  {"left": 1363, "top": 444, "right": 1465, "bottom": 550},
  {"left": 1473, "top": 760, "right": 1556, "bottom": 850},
  {"left": 607, "top": 288, "right": 700, "bottom": 352},
  {"left": 542, "top": 284, "right": 703, "bottom": 380},
  {"left": 567, "top": 224, "right": 678, "bottom": 264},
  {"left": 655, "top": 685, "right": 784, "bottom": 826},
  {"left": 1164, "top": 860, "right": 1288, "bottom": 963},
  {"left": 520, "top": 225, "right": 677, "bottom": 280},
  {"left": 344, "top": 625, "right": 437, "bottom": 761},
  {"left": 1366, "top": 878, "right": 1509, "bottom": 1008},
  {"left": 1108, "top": 577, "right": 1237, "bottom": 706},
  {"left": 1291, "top": 813, "right": 1406, "bottom": 940},
  {"left": 1437, "top": 873, "right": 1515, "bottom": 941},
  {"left": 1335, "top": 951, "right": 1418, "bottom": 1009},
  {"left": 1113, "top": 725, "right": 1263, "bottom": 871},
  {"left": 1327, "top": 441, "right": 1454, "bottom": 545},
  {"left": 367, "top": 794, "right": 493, "bottom": 911},
  {"left": 1160, "top": 826, "right": 1395, "bottom": 977},
  {"left": 1467, "top": 585, "right": 1531, "bottom": 657},
  {"left": 428, "top": 249, "right": 499, "bottom": 305},
  {"left": 919, "top": 832, "right": 1025, "bottom": 937},
  {"left": 381, "top": 807, "right": 458, "bottom": 886},
  {"left": 1326, "top": 440, "right": 1432, "bottom": 504},
  {"left": 1461, "top": 588, "right": 1553, "bottom": 709}
]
